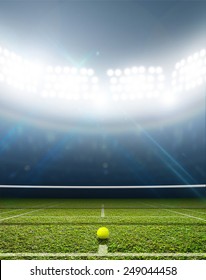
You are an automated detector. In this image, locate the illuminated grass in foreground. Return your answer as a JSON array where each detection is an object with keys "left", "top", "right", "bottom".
[{"left": 0, "top": 198, "right": 205, "bottom": 260}]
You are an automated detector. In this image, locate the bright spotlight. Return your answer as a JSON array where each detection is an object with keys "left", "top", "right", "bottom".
[
  {"left": 107, "top": 69, "right": 113, "bottom": 76},
  {"left": 71, "top": 67, "right": 78, "bottom": 75},
  {"left": 0, "top": 73, "right": 4, "bottom": 82},
  {"left": 200, "top": 49, "right": 206, "bottom": 57},
  {"left": 92, "top": 77, "right": 98, "bottom": 83},
  {"left": 55, "top": 66, "right": 62, "bottom": 74},
  {"left": 3, "top": 49, "right": 10, "bottom": 57},
  {"left": 92, "top": 94, "right": 108, "bottom": 112},
  {"left": 63, "top": 67, "right": 70, "bottom": 74},
  {"left": 162, "top": 93, "right": 177, "bottom": 106},
  {"left": 115, "top": 69, "right": 122, "bottom": 76},
  {"left": 156, "top": 67, "right": 162, "bottom": 74},
  {"left": 124, "top": 68, "right": 131, "bottom": 75},
  {"left": 47, "top": 66, "right": 53, "bottom": 73},
  {"left": 80, "top": 68, "right": 87, "bottom": 75},
  {"left": 112, "top": 94, "right": 119, "bottom": 101},
  {"left": 132, "top": 67, "right": 138, "bottom": 74},
  {"left": 172, "top": 49, "right": 206, "bottom": 92},
  {"left": 139, "top": 66, "right": 145, "bottom": 73},
  {"left": 111, "top": 77, "right": 117, "bottom": 84},
  {"left": 148, "top": 66, "right": 155, "bottom": 74},
  {"left": 87, "top": 68, "right": 94, "bottom": 76}
]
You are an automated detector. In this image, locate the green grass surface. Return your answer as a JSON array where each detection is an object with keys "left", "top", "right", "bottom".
[{"left": 0, "top": 198, "right": 206, "bottom": 260}]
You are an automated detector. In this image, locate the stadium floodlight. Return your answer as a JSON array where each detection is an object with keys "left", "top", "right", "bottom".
[
  {"left": 46, "top": 66, "right": 53, "bottom": 73},
  {"left": 0, "top": 44, "right": 205, "bottom": 123},
  {"left": 115, "top": 69, "right": 122, "bottom": 76},
  {"left": 0, "top": 56, "right": 5, "bottom": 65},
  {"left": 87, "top": 68, "right": 94, "bottom": 76},
  {"left": 148, "top": 66, "right": 155, "bottom": 74},
  {"left": 139, "top": 66, "right": 145, "bottom": 73},
  {"left": 0, "top": 47, "right": 44, "bottom": 93},
  {"left": 162, "top": 92, "right": 177, "bottom": 107},
  {"left": 132, "top": 67, "right": 138, "bottom": 74},
  {"left": 92, "top": 84, "right": 99, "bottom": 92},
  {"left": 172, "top": 49, "right": 206, "bottom": 93},
  {"left": 0, "top": 73, "right": 4, "bottom": 82},
  {"left": 107, "top": 65, "right": 165, "bottom": 100},
  {"left": 156, "top": 67, "right": 163, "bottom": 74},
  {"left": 40, "top": 63, "right": 100, "bottom": 100},
  {"left": 111, "top": 77, "right": 117, "bottom": 84},
  {"left": 107, "top": 69, "right": 114, "bottom": 77},
  {"left": 124, "top": 68, "right": 131, "bottom": 75},
  {"left": 112, "top": 94, "right": 119, "bottom": 101},
  {"left": 91, "top": 76, "right": 98, "bottom": 83},
  {"left": 71, "top": 67, "right": 78, "bottom": 74},
  {"left": 63, "top": 66, "right": 70, "bottom": 74},
  {"left": 200, "top": 49, "right": 206, "bottom": 57},
  {"left": 80, "top": 68, "right": 87, "bottom": 75},
  {"left": 120, "top": 76, "right": 126, "bottom": 83},
  {"left": 55, "top": 66, "right": 62, "bottom": 74},
  {"left": 3, "top": 48, "right": 10, "bottom": 57}
]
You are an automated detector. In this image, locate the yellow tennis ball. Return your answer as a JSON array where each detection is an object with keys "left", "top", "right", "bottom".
[{"left": 97, "top": 227, "right": 109, "bottom": 239}]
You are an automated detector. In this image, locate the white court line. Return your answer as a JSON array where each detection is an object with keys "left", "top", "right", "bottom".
[
  {"left": 4, "top": 216, "right": 100, "bottom": 218},
  {"left": 0, "top": 201, "right": 64, "bottom": 219},
  {"left": 184, "top": 209, "right": 206, "bottom": 215},
  {"left": 98, "top": 245, "right": 108, "bottom": 254},
  {"left": 0, "top": 202, "right": 64, "bottom": 222},
  {"left": 0, "top": 209, "right": 48, "bottom": 222},
  {"left": 102, "top": 216, "right": 183, "bottom": 218},
  {"left": 0, "top": 202, "right": 57, "bottom": 215},
  {"left": 0, "top": 209, "right": 27, "bottom": 215},
  {"left": 0, "top": 252, "right": 205, "bottom": 257},
  {"left": 9, "top": 215, "right": 182, "bottom": 218},
  {"left": 165, "top": 209, "right": 206, "bottom": 222},
  {"left": 138, "top": 201, "right": 206, "bottom": 222},
  {"left": 101, "top": 204, "right": 105, "bottom": 218}
]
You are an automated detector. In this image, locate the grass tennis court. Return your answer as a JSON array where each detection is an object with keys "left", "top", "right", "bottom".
[{"left": 0, "top": 198, "right": 206, "bottom": 260}]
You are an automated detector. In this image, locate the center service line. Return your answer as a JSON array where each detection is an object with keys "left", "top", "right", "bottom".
[
  {"left": 99, "top": 204, "right": 107, "bottom": 254},
  {"left": 98, "top": 245, "right": 108, "bottom": 254},
  {"left": 101, "top": 204, "right": 105, "bottom": 218}
]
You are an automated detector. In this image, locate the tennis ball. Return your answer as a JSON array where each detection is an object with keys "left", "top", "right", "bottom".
[{"left": 97, "top": 227, "right": 109, "bottom": 239}]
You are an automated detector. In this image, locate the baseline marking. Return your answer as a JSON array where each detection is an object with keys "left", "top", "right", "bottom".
[{"left": 5, "top": 215, "right": 181, "bottom": 218}]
